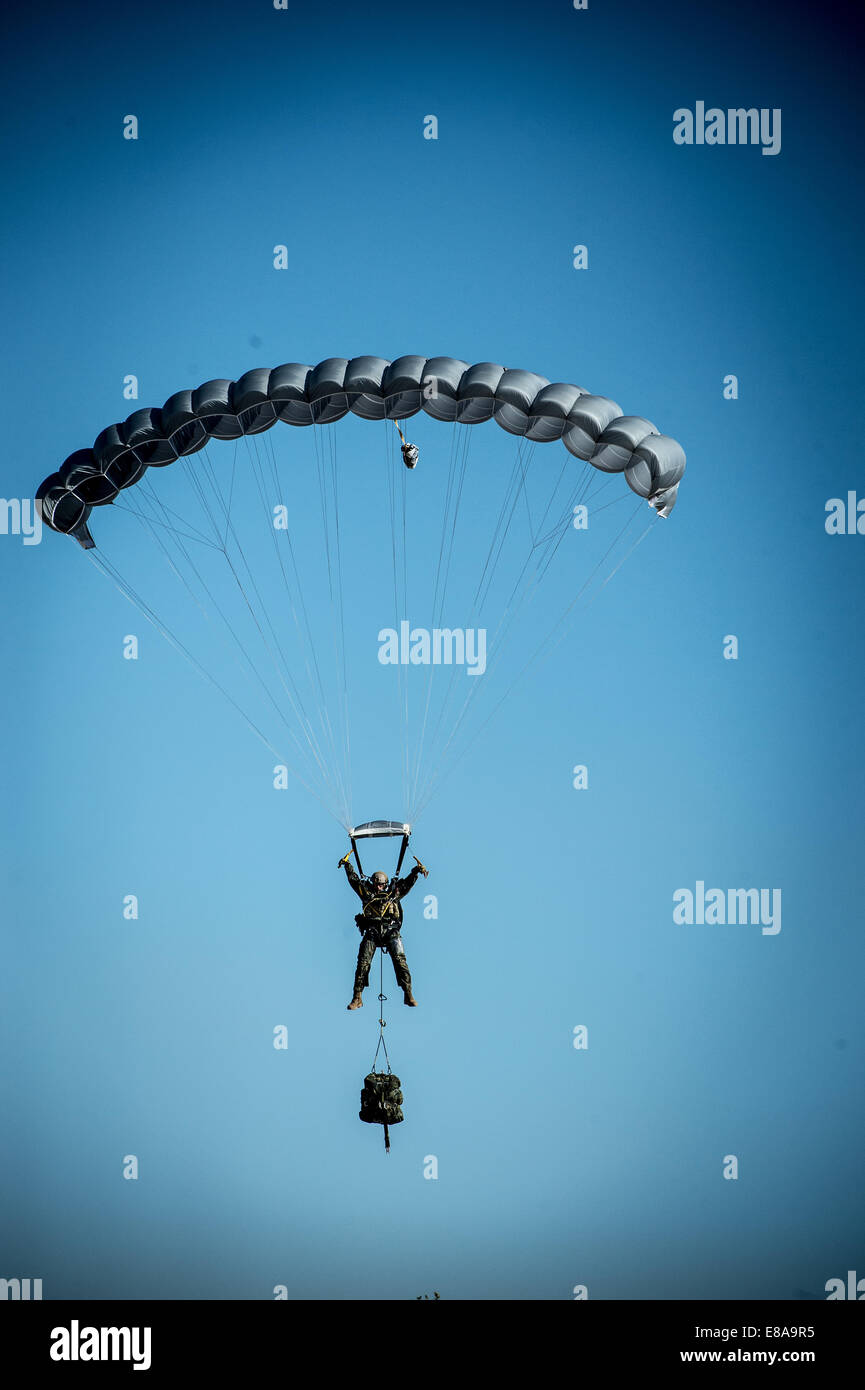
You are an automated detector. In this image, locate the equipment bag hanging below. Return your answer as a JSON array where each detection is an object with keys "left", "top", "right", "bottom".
[{"left": 359, "top": 1071, "right": 404, "bottom": 1153}]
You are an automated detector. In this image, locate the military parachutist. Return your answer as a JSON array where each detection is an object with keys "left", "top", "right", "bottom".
[{"left": 338, "top": 850, "right": 429, "bottom": 1010}]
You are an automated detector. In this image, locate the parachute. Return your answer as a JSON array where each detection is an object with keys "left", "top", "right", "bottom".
[{"left": 35, "top": 355, "right": 685, "bottom": 826}]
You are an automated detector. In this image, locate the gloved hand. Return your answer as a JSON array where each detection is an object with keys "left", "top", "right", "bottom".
[
  {"left": 413, "top": 854, "right": 429, "bottom": 877},
  {"left": 337, "top": 850, "right": 351, "bottom": 868}
]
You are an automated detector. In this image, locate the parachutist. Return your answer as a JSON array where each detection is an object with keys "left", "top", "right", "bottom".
[{"left": 340, "top": 857, "right": 426, "bottom": 1009}]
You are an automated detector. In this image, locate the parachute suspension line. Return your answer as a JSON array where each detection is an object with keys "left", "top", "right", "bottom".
[
  {"left": 531, "top": 462, "right": 593, "bottom": 574},
  {"left": 424, "top": 499, "right": 647, "bottom": 798},
  {"left": 433, "top": 431, "right": 526, "bottom": 709},
  {"left": 410, "top": 430, "right": 532, "bottom": 817},
  {"left": 400, "top": 428, "right": 411, "bottom": 813},
  {"left": 581, "top": 486, "right": 648, "bottom": 518},
  {"left": 239, "top": 429, "right": 351, "bottom": 825},
  {"left": 408, "top": 419, "right": 465, "bottom": 810},
  {"left": 228, "top": 433, "right": 347, "bottom": 806},
  {"left": 530, "top": 458, "right": 602, "bottom": 587},
  {"left": 241, "top": 430, "right": 344, "bottom": 800},
  {"left": 120, "top": 479, "right": 226, "bottom": 623},
  {"left": 413, "top": 503, "right": 654, "bottom": 821},
  {"left": 445, "top": 435, "right": 540, "bottom": 715},
  {"left": 459, "top": 462, "right": 634, "bottom": 722},
  {"left": 329, "top": 424, "right": 353, "bottom": 825},
  {"left": 187, "top": 445, "right": 350, "bottom": 820},
  {"left": 492, "top": 509, "right": 658, "bottom": 700},
  {"left": 83, "top": 546, "right": 343, "bottom": 822},
  {"left": 110, "top": 490, "right": 223, "bottom": 550},
  {"left": 385, "top": 421, "right": 411, "bottom": 817},
  {"left": 495, "top": 448, "right": 597, "bottom": 616},
  {"left": 478, "top": 448, "right": 592, "bottom": 654},
  {"left": 520, "top": 440, "right": 536, "bottom": 538},
  {"left": 120, "top": 449, "right": 347, "bottom": 820},
  {"left": 209, "top": 438, "right": 347, "bottom": 821},
  {"left": 256, "top": 426, "right": 353, "bottom": 827},
  {"left": 401, "top": 437, "right": 409, "bottom": 639},
  {"left": 456, "top": 457, "right": 609, "bottom": 733},
  {"left": 189, "top": 448, "right": 304, "bottom": 678},
  {"left": 395, "top": 427, "right": 411, "bottom": 815},
  {"left": 413, "top": 441, "right": 610, "bottom": 816},
  {"left": 196, "top": 444, "right": 304, "bottom": 675},
  {"left": 435, "top": 421, "right": 473, "bottom": 627},
  {"left": 412, "top": 501, "right": 650, "bottom": 820},
  {"left": 528, "top": 455, "right": 570, "bottom": 547},
  {"left": 473, "top": 435, "right": 536, "bottom": 612},
  {"left": 223, "top": 442, "right": 239, "bottom": 547},
  {"left": 310, "top": 423, "right": 353, "bottom": 826},
  {"left": 320, "top": 424, "right": 354, "bottom": 825},
  {"left": 579, "top": 471, "right": 622, "bottom": 510},
  {"left": 470, "top": 498, "right": 648, "bottom": 717},
  {"left": 124, "top": 473, "right": 319, "bottom": 776},
  {"left": 589, "top": 514, "right": 657, "bottom": 593},
  {"left": 407, "top": 422, "right": 473, "bottom": 821},
  {"left": 428, "top": 420, "right": 463, "bottom": 625},
  {"left": 490, "top": 457, "right": 585, "bottom": 634}
]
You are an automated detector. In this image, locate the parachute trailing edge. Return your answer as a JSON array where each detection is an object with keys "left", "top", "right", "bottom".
[
  {"left": 35, "top": 356, "right": 686, "bottom": 544},
  {"left": 349, "top": 821, "right": 412, "bottom": 839},
  {"left": 349, "top": 821, "right": 412, "bottom": 878}
]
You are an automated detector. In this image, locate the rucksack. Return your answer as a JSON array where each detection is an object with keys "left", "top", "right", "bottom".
[{"left": 359, "top": 1071, "right": 404, "bottom": 1151}]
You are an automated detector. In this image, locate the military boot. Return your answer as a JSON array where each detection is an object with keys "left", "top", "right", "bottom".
[
  {"left": 403, "top": 988, "right": 418, "bottom": 1007},
  {"left": 347, "top": 992, "right": 363, "bottom": 1010}
]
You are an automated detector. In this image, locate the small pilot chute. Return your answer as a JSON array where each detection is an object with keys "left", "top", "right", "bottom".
[{"left": 394, "top": 421, "right": 419, "bottom": 468}]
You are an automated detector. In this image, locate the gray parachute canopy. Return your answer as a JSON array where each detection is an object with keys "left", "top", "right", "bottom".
[{"left": 35, "top": 356, "right": 685, "bottom": 547}]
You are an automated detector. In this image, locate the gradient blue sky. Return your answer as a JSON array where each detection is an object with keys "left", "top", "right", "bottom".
[{"left": 2, "top": 0, "right": 863, "bottom": 1300}]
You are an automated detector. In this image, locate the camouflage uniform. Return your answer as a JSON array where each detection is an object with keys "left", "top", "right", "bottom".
[{"left": 343, "top": 861, "right": 423, "bottom": 996}]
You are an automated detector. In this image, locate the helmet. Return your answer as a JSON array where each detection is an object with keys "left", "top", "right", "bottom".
[{"left": 372, "top": 870, "right": 389, "bottom": 892}]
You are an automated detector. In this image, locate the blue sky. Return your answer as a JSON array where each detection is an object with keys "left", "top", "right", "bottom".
[{"left": 1, "top": 0, "right": 863, "bottom": 1300}]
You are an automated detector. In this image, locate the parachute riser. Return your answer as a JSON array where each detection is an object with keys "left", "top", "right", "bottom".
[{"left": 349, "top": 835, "right": 365, "bottom": 878}]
